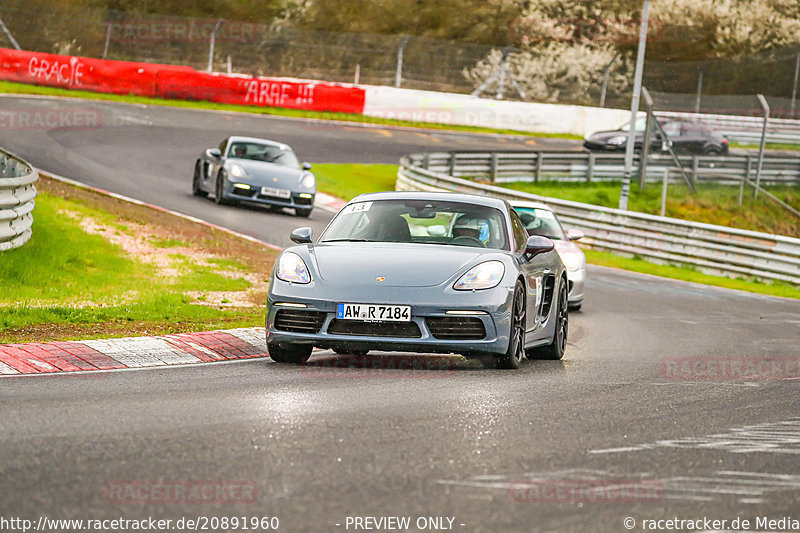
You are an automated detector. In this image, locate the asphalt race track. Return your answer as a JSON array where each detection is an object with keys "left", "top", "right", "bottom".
[{"left": 2, "top": 95, "right": 800, "bottom": 532}]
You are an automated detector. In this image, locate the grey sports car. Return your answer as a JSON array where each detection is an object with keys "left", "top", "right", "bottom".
[
  {"left": 193, "top": 136, "right": 316, "bottom": 217},
  {"left": 266, "top": 191, "right": 569, "bottom": 369}
]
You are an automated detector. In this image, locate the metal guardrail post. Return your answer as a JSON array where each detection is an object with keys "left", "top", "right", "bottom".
[
  {"left": 534, "top": 153, "right": 542, "bottom": 183},
  {"left": 660, "top": 168, "right": 669, "bottom": 216},
  {"left": 691, "top": 156, "right": 699, "bottom": 186},
  {"left": 449, "top": 153, "right": 457, "bottom": 176},
  {"left": 586, "top": 152, "right": 595, "bottom": 183},
  {"left": 422, "top": 153, "right": 430, "bottom": 170},
  {"left": 489, "top": 153, "right": 499, "bottom": 184}
]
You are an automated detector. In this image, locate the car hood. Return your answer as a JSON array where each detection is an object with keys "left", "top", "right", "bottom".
[
  {"left": 229, "top": 159, "right": 305, "bottom": 187},
  {"left": 309, "top": 243, "right": 495, "bottom": 287}
]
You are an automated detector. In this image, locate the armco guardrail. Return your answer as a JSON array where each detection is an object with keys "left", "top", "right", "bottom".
[
  {"left": 398, "top": 153, "right": 800, "bottom": 285},
  {"left": 417, "top": 150, "right": 800, "bottom": 186},
  {"left": 0, "top": 149, "right": 38, "bottom": 252}
]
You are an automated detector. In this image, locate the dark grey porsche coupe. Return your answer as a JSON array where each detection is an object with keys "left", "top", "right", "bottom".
[
  {"left": 193, "top": 136, "right": 316, "bottom": 217},
  {"left": 266, "top": 191, "right": 569, "bottom": 369}
]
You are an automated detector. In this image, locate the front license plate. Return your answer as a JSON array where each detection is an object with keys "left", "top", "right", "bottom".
[
  {"left": 260, "top": 186, "right": 292, "bottom": 199},
  {"left": 337, "top": 303, "right": 411, "bottom": 322}
]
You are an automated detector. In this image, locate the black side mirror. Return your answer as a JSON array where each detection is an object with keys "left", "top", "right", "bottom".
[
  {"left": 525, "top": 235, "right": 554, "bottom": 257},
  {"left": 208, "top": 148, "right": 222, "bottom": 159},
  {"left": 302, "top": 162, "right": 312, "bottom": 171},
  {"left": 290, "top": 227, "right": 313, "bottom": 244}
]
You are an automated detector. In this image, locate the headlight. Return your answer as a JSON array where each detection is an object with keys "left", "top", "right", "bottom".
[
  {"left": 301, "top": 173, "right": 315, "bottom": 189},
  {"left": 607, "top": 135, "right": 627, "bottom": 146},
  {"left": 453, "top": 261, "right": 504, "bottom": 291},
  {"left": 229, "top": 164, "right": 246, "bottom": 178},
  {"left": 559, "top": 250, "right": 584, "bottom": 272},
  {"left": 276, "top": 252, "right": 311, "bottom": 284}
]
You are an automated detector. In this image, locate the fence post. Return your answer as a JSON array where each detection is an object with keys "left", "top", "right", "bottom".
[
  {"left": 791, "top": 49, "right": 800, "bottom": 119},
  {"left": 738, "top": 177, "right": 744, "bottom": 206},
  {"left": 422, "top": 153, "right": 430, "bottom": 170},
  {"left": 586, "top": 152, "right": 595, "bottom": 183},
  {"left": 694, "top": 68, "right": 703, "bottom": 114},
  {"left": 754, "top": 94, "right": 770, "bottom": 198},
  {"left": 489, "top": 153, "right": 498, "bottom": 184},
  {"left": 395, "top": 36, "right": 410, "bottom": 88},
  {"left": 449, "top": 152, "right": 457, "bottom": 176},
  {"left": 691, "top": 155, "right": 699, "bottom": 185},
  {"left": 207, "top": 19, "right": 224, "bottom": 73},
  {"left": 534, "top": 153, "right": 543, "bottom": 183},
  {"left": 661, "top": 167, "right": 669, "bottom": 216},
  {"left": 639, "top": 87, "right": 654, "bottom": 189}
]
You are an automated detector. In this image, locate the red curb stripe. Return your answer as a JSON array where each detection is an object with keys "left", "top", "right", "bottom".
[
  {"left": 181, "top": 332, "right": 266, "bottom": 360},
  {"left": 162, "top": 336, "right": 222, "bottom": 362},
  {"left": 0, "top": 348, "right": 42, "bottom": 373},
  {"left": 50, "top": 342, "right": 127, "bottom": 370},
  {"left": 17, "top": 345, "right": 84, "bottom": 372}
]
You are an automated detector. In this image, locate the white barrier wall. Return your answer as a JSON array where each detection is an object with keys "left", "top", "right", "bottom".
[{"left": 362, "top": 85, "right": 630, "bottom": 137}]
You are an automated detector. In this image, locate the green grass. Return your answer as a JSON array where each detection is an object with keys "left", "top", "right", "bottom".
[
  {"left": 585, "top": 250, "right": 800, "bottom": 299},
  {"left": 504, "top": 180, "right": 800, "bottom": 237},
  {"left": 0, "top": 80, "right": 582, "bottom": 139},
  {"left": 731, "top": 141, "right": 800, "bottom": 152},
  {"left": 0, "top": 190, "right": 262, "bottom": 335},
  {"left": 313, "top": 163, "right": 399, "bottom": 201}
]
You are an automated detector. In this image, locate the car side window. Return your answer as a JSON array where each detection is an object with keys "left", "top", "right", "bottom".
[
  {"left": 509, "top": 210, "right": 528, "bottom": 252},
  {"left": 662, "top": 122, "right": 681, "bottom": 137}
]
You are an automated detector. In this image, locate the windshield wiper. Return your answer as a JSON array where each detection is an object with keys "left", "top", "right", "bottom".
[{"left": 321, "top": 238, "right": 374, "bottom": 243}]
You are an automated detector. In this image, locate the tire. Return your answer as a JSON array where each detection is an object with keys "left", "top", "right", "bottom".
[
  {"left": 295, "top": 207, "right": 313, "bottom": 218},
  {"left": 568, "top": 303, "right": 582, "bottom": 312},
  {"left": 214, "top": 170, "right": 233, "bottom": 206},
  {"left": 531, "top": 279, "right": 568, "bottom": 360},
  {"left": 192, "top": 162, "right": 208, "bottom": 197},
  {"left": 268, "top": 342, "right": 312, "bottom": 364},
  {"left": 703, "top": 147, "right": 721, "bottom": 155},
  {"left": 496, "top": 280, "right": 526, "bottom": 370}
]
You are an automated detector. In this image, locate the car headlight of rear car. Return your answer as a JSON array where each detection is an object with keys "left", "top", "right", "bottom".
[
  {"left": 607, "top": 136, "right": 627, "bottom": 146},
  {"left": 229, "top": 164, "right": 247, "bottom": 178},
  {"left": 301, "top": 173, "right": 315, "bottom": 189},
  {"left": 453, "top": 261, "right": 504, "bottom": 291},
  {"left": 559, "top": 250, "right": 585, "bottom": 272},
  {"left": 276, "top": 252, "right": 311, "bottom": 284}
]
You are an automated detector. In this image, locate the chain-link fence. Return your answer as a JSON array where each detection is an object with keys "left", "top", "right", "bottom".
[{"left": 1, "top": 0, "right": 800, "bottom": 111}]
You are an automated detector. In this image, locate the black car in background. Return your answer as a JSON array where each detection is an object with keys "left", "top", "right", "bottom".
[{"left": 583, "top": 117, "right": 729, "bottom": 155}]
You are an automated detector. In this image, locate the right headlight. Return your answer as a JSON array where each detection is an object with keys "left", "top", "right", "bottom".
[
  {"left": 559, "top": 250, "right": 584, "bottom": 272},
  {"left": 453, "top": 261, "right": 505, "bottom": 291},
  {"left": 301, "top": 173, "right": 315, "bottom": 189},
  {"left": 607, "top": 135, "right": 627, "bottom": 146},
  {"left": 276, "top": 252, "right": 311, "bottom": 284}
]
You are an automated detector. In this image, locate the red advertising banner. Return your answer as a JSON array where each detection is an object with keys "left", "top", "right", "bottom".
[{"left": 0, "top": 48, "right": 365, "bottom": 114}]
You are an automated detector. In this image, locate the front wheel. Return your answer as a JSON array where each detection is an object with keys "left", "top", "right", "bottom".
[
  {"left": 496, "top": 280, "right": 526, "bottom": 369},
  {"left": 268, "top": 342, "right": 312, "bottom": 364},
  {"left": 214, "top": 170, "right": 233, "bottom": 205},
  {"left": 531, "top": 279, "right": 568, "bottom": 360},
  {"left": 192, "top": 162, "right": 208, "bottom": 197}
]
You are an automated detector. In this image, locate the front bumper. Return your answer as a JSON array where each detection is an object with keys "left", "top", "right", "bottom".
[
  {"left": 266, "top": 283, "right": 516, "bottom": 356},
  {"left": 225, "top": 183, "right": 315, "bottom": 210},
  {"left": 566, "top": 266, "right": 586, "bottom": 306}
]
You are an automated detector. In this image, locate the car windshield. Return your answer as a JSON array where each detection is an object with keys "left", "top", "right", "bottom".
[
  {"left": 514, "top": 207, "right": 567, "bottom": 240},
  {"left": 618, "top": 116, "right": 648, "bottom": 132},
  {"left": 321, "top": 199, "right": 510, "bottom": 250},
  {"left": 228, "top": 142, "right": 301, "bottom": 169}
]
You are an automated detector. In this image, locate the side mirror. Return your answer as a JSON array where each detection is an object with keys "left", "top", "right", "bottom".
[
  {"left": 208, "top": 148, "right": 222, "bottom": 159},
  {"left": 290, "top": 227, "right": 313, "bottom": 244},
  {"left": 566, "top": 228, "right": 584, "bottom": 241},
  {"left": 524, "top": 235, "right": 554, "bottom": 257},
  {"left": 302, "top": 162, "right": 312, "bottom": 171}
]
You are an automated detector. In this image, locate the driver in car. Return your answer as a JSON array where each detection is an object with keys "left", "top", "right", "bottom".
[{"left": 452, "top": 217, "right": 491, "bottom": 246}]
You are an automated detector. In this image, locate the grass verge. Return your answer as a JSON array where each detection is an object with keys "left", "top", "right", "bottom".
[
  {"left": 313, "top": 163, "right": 399, "bottom": 201},
  {"left": 0, "top": 175, "right": 280, "bottom": 343},
  {"left": 0, "top": 80, "right": 581, "bottom": 139},
  {"left": 505, "top": 180, "right": 800, "bottom": 238}
]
